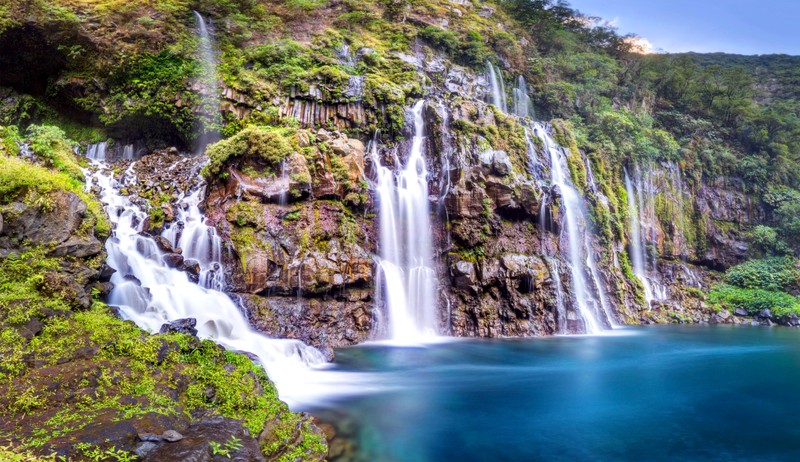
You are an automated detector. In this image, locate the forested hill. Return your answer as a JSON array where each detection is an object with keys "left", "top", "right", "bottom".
[{"left": 3, "top": 1, "right": 800, "bottom": 459}]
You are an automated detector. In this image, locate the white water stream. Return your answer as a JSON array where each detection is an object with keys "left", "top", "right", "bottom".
[
  {"left": 370, "top": 101, "right": 438, "bottom": 343},
  {"left": 85, "top": 162, "right": 326, "bottom": 401},
  {"left": 533, "top": 123, "right": 613, "bottom": 333}
]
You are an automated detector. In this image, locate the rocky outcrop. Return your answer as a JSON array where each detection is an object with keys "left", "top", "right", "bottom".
[{"left": 201, "top": 128, "right": 377, "bottom": 351}]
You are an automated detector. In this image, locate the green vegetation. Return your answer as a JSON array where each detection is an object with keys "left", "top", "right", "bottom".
[
  {"left": 708, "top": 284, "right": 800, "bottom": 317},
  {"left": 0, "top": 125, "right": 110, "bottom": 237},
  {"left": 204, "top": 126, "right": 298, "bottom": 177},
  {"left": 723, "top": 257, "right": 799, "bottom": 292},
  {"left": 709, "top": 257, "right": 800, "bottom": 317},
  {"left": 0, "top": 248, "right": 325, "bottom": 458}
]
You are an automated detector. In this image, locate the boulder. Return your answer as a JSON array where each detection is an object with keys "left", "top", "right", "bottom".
[
  {"left": 162, "top": 253, "right": 184, "bottom": 269},
  {"left": 159, "top": 318, "right": 198, "bottom": 337},
  {"left": 452, "top": 260, "right": 477, "bottom": 289},
  {"left": 143, "top": 416, "right": 266, "bottom": 462}
]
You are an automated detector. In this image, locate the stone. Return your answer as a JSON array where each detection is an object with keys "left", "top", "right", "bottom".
[
  {"left": 758, "top": 309, "right": 773, "bottom": 320},
  {"left": 491, "top": 151, "right": 512, "bottom": 176},
  {"left": 182, "top": 259, "right": 201, "bottom": 283},
  {"left": 144, "top": 416, "right": 266, "bottom": 462},
  {"left": 161, "top": 430, "right": 183, "bottom": 442},
  {"left": 162, "top": 253, "right": 184, "bottom": 268},
  {"left": 452, "top": 260, "right": 477, "bottom": 289},
  {"left": 159, "top": 318, "right": 198, "bottom": 337},
  {"left": 734, "top": 307, "right": 748, "bottom": 317},
  {"left": 154, "top": 236, "right": 174, "bottom": 253}
]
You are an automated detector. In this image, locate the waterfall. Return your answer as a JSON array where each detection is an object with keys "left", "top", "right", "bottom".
[
  {"left": 486, "top": 62, "right": 507, "bottom": 113},
  {"left": 193, "top": 11, "right": 221, "bottom": 153},
  {"left": 85, "top": 161, "right": 325, "bottom": 396},
  {"left": 161, "top": 189, "right": 225, "bottom": 291},
  {"left": 370, "top": 101, "right": 438, "bottom": 342},
  {"left": 625, "top": 168, "right": 656, "bottom": 307},
  {"left": 534, "top": 123, "right": 612, "bottom": 333},
  {"left": 669, "top": 161, "right": 688, "bottom": 260},
  {"left": 547, "top": 258, "right": 568, "bottom": 334},
  {"left": 523, "top": 128, "right": 546, "bottom": 184},
  {"left": 86, "top": 142, "right": 107, "bottom": 161},
  {"left": 512, "top": 76, "right": 533, "bottom": 119}
]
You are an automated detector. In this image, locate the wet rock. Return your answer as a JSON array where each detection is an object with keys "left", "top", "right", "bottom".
[
  {"left": 491, "top": 151, "right": 512, "bottom": 176},
  {"left": 51, "top": 237, "right": 103, "bottom": 258},
  {"left": 154, "top": 236, "right": 174, "bottom": 253},
  {"left": 17, "top": 318, "right": 43, "bottom": 340},
  {"left": 182, "top": 259, "right": 201, "bottom": 283},
  {"left": 143, "top": 416, "right": 265, "bottom": 462},
  {"left": 159, "top": 318, "right": 198, "bottom": 337},
  {"left": 162, "top": 253, "right": 184, "bottom": 268}
]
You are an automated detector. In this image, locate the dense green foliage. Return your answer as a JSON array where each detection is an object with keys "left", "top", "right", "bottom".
[
  {"left": 708, "top": 284, "right": 800, "bottom": 318},
  {"left": 0, "top": 125, "right": 110, "bottom": 237},
  {"left": 723, "top": 257, "right": 799, "bottom": 292},
  {"left": 0, "top": 248, "right": 325, "bottom": 459},
  {"left": 709, "top": 257, "right": 800, "bottom": 317}
]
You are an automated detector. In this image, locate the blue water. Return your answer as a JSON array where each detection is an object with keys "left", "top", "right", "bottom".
[{"left": 304, "top": 326, "right": 800, "bottom": 461}]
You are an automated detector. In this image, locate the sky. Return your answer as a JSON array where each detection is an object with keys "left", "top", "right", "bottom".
[{"left": 566, "top": 0, "right": 800, "bottom": 55}]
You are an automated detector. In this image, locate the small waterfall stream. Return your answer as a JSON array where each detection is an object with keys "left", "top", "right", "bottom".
[
  {"left": 512, "top": 76, "right": 533, "bottom": 119},
  {"left": 534, "top": 123, "right": 612, "bottom": 333},
  {"left": 371, "top": 101, "right": 438, "bottom": 342},
  {"left": 193, "top": 11, "right": 222, "bottom": 152},
  {"left": 86, "top": 161, "right": 326, "bottom": 398},
  {"left": 486, "top": 62, "right": 508, "bottom": 113},
  {"left": 625, "top": 168, "right": 656, "bottom": 307}
]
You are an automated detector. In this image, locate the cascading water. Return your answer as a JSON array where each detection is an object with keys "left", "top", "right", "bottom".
[
  {"left": 86, "top": 142, "right": 107, "bottom": 161},
  {"left": 485, "top": 62, "right": 508, "bottom": 113},
  {"left": 370, "top": 101, "right": 438, "bottom": 342},
  {"left": 193, "top": 11, "right": 222, "bottom": 153},
  {"left": 625, "top": 168, "right": 656, "bottom": 307},
  {"left": 85, "top": 161, "right": 325, "bottom": 398},
  {"left": 161, "top": 188, "right": 225, "bottom": 291},
  {"left": 534, "top": 123, "right": 612, "bottom": 333},
  {"left": 512, "top": 76, "right": 533, "bottom": 119}
]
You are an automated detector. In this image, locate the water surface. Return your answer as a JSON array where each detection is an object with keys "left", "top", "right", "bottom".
[{"left": 302, "top": 326, "right": 800, "bottom": 461}]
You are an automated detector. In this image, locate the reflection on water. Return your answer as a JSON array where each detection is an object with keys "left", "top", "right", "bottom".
[{"left": 299, "top": 326, "right": 800, "bottom": 461}]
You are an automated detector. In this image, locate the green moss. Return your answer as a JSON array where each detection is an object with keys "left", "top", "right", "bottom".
[
  {"left": 552, "top": 120, "right": 588, "bottom": 193},
  {"left": 204, "top": 126, "right": 299, "bottom": 178},
  {"left": 0, "top": 145, "right": 110, "bottom": 238},
  {"left": 0, "top": 247, "right": 324, "bottom": 458}
]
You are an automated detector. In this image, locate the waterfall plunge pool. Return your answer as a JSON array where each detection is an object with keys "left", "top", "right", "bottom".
[{"left": 297, "top": 325, "right": 800, "bottom": 461}]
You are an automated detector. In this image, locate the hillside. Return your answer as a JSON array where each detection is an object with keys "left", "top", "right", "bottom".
[{"left": 2, "top": 0, "right": 800, "bottom": 460}]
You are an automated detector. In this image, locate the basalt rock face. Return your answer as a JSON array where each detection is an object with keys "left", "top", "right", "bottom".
[
  {"left": 0, "top": 188, "right": 104, "bottom": 308},
  {"left": 202, "top": 128, "right": 377, "bottom": 351}
]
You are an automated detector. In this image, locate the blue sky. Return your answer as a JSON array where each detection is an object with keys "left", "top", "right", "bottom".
[{"left": 566, "top": 0, "right": 800, "bottom": 55}]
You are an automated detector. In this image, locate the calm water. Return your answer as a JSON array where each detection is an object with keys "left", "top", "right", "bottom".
[{"left": 302, "top": 326, "right": 800, "bottom": 461}]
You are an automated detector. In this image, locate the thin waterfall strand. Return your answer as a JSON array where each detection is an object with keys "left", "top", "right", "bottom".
[{"left": 534, "top": 123, "right": 611, "bottom": 333}]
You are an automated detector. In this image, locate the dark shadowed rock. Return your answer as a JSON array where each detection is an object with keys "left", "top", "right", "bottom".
[
  {"left": 159, "top": 318, "right": 198, "bottom": 337},
  {"left": 162, "top": 253, "right": 185, "bottom": 268},
  {"left": 154, "top": 236, "right": 175, "bottom": 253},
  {"left": 143, "top": 416, "right": 266, "bottom": 462}
]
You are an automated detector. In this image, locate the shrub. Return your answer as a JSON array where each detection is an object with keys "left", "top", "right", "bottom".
[
  {"left": 203, "top": 126, "right": 297, "bottom": 177},
  {"left": 708, "top": 284, "right": 800, "bottom": 317},
  {"left": 724, "top": 257, "right": 799, "bottom": 291}
]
